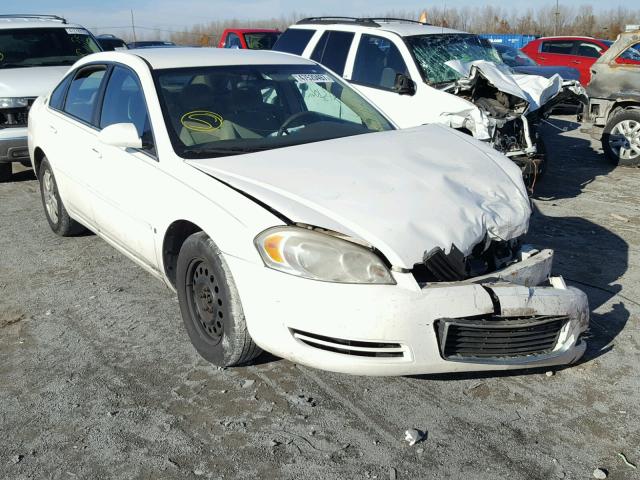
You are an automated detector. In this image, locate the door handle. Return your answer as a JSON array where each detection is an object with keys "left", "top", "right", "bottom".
[
  {"left": 571, "top": 60, "right": 581, "bottom": 64},
  {"left": 48, "top": 125, "right": 57, "bottom": 134},
  {"left": 91, "top": 148, "right": 102, "bottom": 159}
]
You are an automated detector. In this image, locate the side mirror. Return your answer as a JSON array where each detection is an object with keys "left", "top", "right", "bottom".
[
  {"left": 393, "top": 73, "right": 416, "bottom": 96},
  {"left": 98, "top": 123, "right": 142, "bottom": 149}
]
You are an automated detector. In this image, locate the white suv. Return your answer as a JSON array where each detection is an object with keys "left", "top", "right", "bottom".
[
  {"left": 274, "top": 17, "right": 584, "bottom": 187},
  {"left": 0, "top": 14, "right": 100, "bottom": 181}
]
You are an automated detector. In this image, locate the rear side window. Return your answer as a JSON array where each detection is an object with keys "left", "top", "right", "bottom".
[
  {"left": 540, "top": 40, "right": 574, "bottom": 55},
  {"left": 310, "top": 30, "right": 355, "bottom": 75},
  {"left": 576, "top": 42, "right": 604, "bottom": 58},
  {"left": 273, "top": 28, "right": 315, "bottom": 55},
  {"left": 63, "top": 66, "right": 107, "bottom": 124},
  {"left": 616, "top": 42, "right": 640, "bottom": 65},
  {"left": 49, "top": 74, "right": 73, "bottom": 110},
  {"left": 352, "top": 35, "right": 409, "bottom": 90},
  {"left": 100, "top": 66, "right": 155, "bottom": 154}
]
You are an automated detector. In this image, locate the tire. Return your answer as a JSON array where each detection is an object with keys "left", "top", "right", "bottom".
[
  {"left": 0, "top": 163, "right": 11, "bottom": 182},
  {"left": 38, "top": 157, "right": 85, "bottom": 236},
  {"left": 176, "top": 232, "right": 261, "bottom": 367},
  {"left": 602, "top": 110, "right": 640, "bottom": 166}
]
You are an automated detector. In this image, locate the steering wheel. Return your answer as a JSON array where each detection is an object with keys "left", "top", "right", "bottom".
[{"left": 277, "top": 111, "right": 324, "bottom": 136}]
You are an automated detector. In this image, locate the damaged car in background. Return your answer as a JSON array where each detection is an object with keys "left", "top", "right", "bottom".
[
  {"left": 274, "top": 18, "right": 586, "bottom": 189},
  {"left": 28, "top": 48, "right": 589, "bottom": 375},
  {"left": 581, "top": 30, "right": 640, "bottom": 166}
]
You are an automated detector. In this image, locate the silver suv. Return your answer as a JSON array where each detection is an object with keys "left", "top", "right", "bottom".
[{"left": 0, "top": 14, "right": 101, "bottom": 181}]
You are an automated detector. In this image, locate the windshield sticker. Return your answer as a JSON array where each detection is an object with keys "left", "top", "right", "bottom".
[
  {"left": 66, "top": 28, "right": 89, "bottom": 35},
  {"left": 292, "top": 74, "right": 334, "bottom": 84},
  {"left": 180, "top": 111, "right": 224, "bottom": 132}
]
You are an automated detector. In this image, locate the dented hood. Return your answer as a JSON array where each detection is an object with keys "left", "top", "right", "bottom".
[
  {"left": 187, "top": 125, "right": 531, "bottom": 269},
  {"left": 446, "top": 60, "right": 565, "bottom": 113}
]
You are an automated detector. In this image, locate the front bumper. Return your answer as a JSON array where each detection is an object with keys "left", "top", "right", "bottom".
[
  {"left": 0, "top": 128, "right": 29, "bottom": 163},
  {"left": 226, "top": 248, "right": 589, "bottom": 376}
]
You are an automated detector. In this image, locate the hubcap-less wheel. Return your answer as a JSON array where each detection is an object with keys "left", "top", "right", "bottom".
[
  {"left": 186, "top": 259, "right": 225, "bottom": 344},
  {"left": 609, "top": 119, "right": 640, "bottom": 161},
  {"left": 42, "top": 169, "right": 59, "bottom": 224}
]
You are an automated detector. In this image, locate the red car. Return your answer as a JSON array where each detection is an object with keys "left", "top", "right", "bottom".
[
  {"left": 217, "top": 29, "right": 280, "bottom": 50},
  {"left": 522, "top": 36, "right": 613, "bottom": 85}
]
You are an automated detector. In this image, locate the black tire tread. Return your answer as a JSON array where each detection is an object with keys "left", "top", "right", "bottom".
[{"left": 0, "top": 163, "right": 11, "bottom": 183}]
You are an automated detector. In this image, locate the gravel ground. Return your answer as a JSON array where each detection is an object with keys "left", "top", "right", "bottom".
[{"left": 1, "top": 116, "right": 639, "bottom": 480}]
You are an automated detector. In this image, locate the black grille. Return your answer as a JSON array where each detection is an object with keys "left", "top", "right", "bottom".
[
  {"left": 436, "top": 315, "right": 568, "bottom": 359},
  {"left": 0, "top": 98, "right": 36, "bottom": 128},
  {"left": 291, "top": 329, "right": 404, "bottom": 358}
]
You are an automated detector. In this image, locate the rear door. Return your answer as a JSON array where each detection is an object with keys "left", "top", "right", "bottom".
[
  {"left": 309, "top": 30, "right": 355, "bottom": 76},
  {"left": 572, "top": 40, "right": 607, "bottom": 84},
  {"left": 536, "top": 39, "right": 577, "bottom": 67}
]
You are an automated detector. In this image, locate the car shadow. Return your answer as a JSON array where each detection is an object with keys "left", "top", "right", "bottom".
[
  {"left": 1, "top": 164, "right": 37, "bottom": 183},
  {"left": 532, "top": 116, "right": 616, "bottom": 201},
  {"left": 408, "top": 118, "right": 630, "bottom": 381}
]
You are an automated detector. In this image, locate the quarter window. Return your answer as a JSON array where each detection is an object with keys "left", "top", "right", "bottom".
[
  {"left": 63, "top": 66, "right": 107, "bottom": 124},
  {"left": 310, "top": 30, "right": 355, "bottom": 75},
  {"left": 100, "top": 66, "right": 155, "bottom": 154},
  {"left": 576, "top": 42, "right": 603, "bottom": 58},
  {"left": 540, "top": 41, "right": 574, "bottom": 55},
  {"left": 273, "top": 28, "right": 315, "bottom": 55},
  {"left": 49, "top": 73, "right": 73, "bottom": 111},
  {"left": 352, "top": 35, "right": 409, "bottom": 90}
]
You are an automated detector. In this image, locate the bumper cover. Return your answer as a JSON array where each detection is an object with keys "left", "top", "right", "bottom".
[
  {"left": 225, "top": 249, "right": 589, "bottom": 376},
  {"left": 0, "top": 129, "right": 29, "bottom": 163}
]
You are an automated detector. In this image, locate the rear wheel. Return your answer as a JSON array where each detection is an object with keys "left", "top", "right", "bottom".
[
  {"left": 176, "top": 232, "right": 261, "bottom": 366},
  {"left": 602, "top": 110, "right": 640, "bottom": 166},
  {"left": 0, "top": 163, "right": 11, "bottom": 182},
  {"left": 39, "top": 157, "right": 84, "bottom": 236}
]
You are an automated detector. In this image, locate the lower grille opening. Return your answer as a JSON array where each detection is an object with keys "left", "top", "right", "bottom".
[
  {"left": 291, "top": 329, "right": 404, "bottom": 358},
  {"left": 436, "top": 315, "right": 568, "bottom": 360}
]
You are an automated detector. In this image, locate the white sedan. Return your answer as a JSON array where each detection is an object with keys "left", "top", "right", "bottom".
[{"left": 28, "top": 48, "right": 589, "bottom": 376}]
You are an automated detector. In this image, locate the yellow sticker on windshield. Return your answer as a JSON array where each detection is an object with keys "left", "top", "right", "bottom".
[{"left": 180, "top": 111, "right": 224, "bottom": 132}]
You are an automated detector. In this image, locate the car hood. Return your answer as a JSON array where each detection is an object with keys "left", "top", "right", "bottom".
[
  {"left": 0, "top": 66, "right": 69, "bottom": 97},
  {"left": 513, "top": 65, "right": 581, "bottom": 82},
  {"left": 445, "top": 59, "right": 565, "bottom": 113},
  {"left": 187, "top": 125, "right": 531, "bottom": 269}
]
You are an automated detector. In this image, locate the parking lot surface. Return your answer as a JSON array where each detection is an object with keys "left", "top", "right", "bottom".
[{"left": 1, "top": 116, "right": 639, "bottom": 480}]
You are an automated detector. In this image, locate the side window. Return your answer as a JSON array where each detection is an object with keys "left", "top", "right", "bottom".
[
  {"left": 225, "top": 33, "right": 241, "bottom": 49},
  {"left": 352, "top": 35, "right": 409, "bottom": 90},
  {"left": 576, "top": 42, "right": 604, "bottom": 58},
  {"left": 100, "top": 66, "right": 155, "bottom": 154},
  {"left": 63, "top": 66, "right": 107, "bottom": 124},
  {"left": 310, "top": 31, "right": 354, "bottom": 75},
  {"left": 272, "top": 28, "right": 315, "bottom": 55},
  {"left": 540, "top": 41, "right": 575, "bottom": 55},
  {"left": 616, "top": 42, "right": 640, "bottom": 65},
  {"left": 49, "top": 73, "right": 73, "bottom": 111}
]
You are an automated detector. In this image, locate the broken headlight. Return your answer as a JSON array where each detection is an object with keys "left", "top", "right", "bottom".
[
  {"left": 0, "top": 97, "right": 31, "bottom": 109},
  {"left": 255, "top": 227, "right": 395, "bottom": 284}
]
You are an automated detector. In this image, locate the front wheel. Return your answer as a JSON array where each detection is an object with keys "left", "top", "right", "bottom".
[
  {"left": 602, "top": 110, "right": 640, "bottom": 166},
  {"left": 176, "top": 232, "right": 261, "bottom": 366},
  {"left": 38, "top": 157, "right": 85, "bottom": 236},
  {"left": 0, "top": 163, "right": 11, "bottom": 182}
]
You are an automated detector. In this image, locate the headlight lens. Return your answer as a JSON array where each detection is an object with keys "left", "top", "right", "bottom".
[
  {"left": 255, "top": 227, "right": 395, "bottom": 284},
  {"left": 0, "top": 97, "right": 30, "bottom": 109}
]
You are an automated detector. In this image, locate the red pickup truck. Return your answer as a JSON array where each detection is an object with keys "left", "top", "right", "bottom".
[{"left": 217, "top": 29, "right": 280, "bottom": 50}]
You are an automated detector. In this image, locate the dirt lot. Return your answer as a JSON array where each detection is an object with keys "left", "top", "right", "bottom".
[{"left": 1, "top": 116, "right": 639, "bottom": 480}]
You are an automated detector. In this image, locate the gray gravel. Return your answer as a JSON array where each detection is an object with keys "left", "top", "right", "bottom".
[{"left": 1, "top": 116, "right": 639, "bottom": 479}]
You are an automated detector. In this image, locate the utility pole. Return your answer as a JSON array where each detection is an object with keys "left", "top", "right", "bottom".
[
  {"left": 554, "top": 0, "right": 559, "bottom": 36},
  {"left": 130, "top": 9, "right": 137, "bottom": 43}
]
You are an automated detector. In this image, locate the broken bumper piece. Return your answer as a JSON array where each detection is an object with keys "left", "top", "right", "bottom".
[{"left": 225, "top": 249, "right": 588, "bottom": 376}]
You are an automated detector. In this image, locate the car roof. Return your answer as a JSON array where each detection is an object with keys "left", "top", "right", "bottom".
[
  {"left": 87, "top": 47, "right": 316, "bottom": 69},
  {"left": 535, "top": 36, "right": 601, "bottom": 41},
  {"left": 290, "top": 20, "right": 463, "bottom": 37},
  {"left": 226, "top": 28, "right": 280, "bottom": 34},
  {"left": 0, "top": 14, "right": 85, "bottom": 30}
]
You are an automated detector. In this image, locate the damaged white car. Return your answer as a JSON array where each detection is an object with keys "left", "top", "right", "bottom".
[
  {"left": 28, "top": 48, "right": 589, "bottom": 375},
  {"left": 274, "top": 18, "right": 586, "bottom": 188}
]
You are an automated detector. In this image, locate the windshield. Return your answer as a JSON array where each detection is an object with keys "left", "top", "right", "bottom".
[
  {"left": 243, "top": 32, "right": 280, "bottom": 50},
  {"left": 407, "top": 33, "right": 503, "bottom": 85},
  {"left": 495, "top": 45, "right": 537, "bottom": 67},
  {"left": 0, "top": 27, "right": 100, "bottom": 69},
  {"left": 154, "top": 64, "right": 394, "bottom": 159}
]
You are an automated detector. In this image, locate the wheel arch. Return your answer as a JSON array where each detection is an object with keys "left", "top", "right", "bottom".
[
  {"left": 33, "top": 147, "right": 46, "bottom": 178},
  {"left": 609, "top": 100, "right": 640, "bottom": 122},
  {"left": 162, "top": 220, "right": 203, "bottom": 288}
]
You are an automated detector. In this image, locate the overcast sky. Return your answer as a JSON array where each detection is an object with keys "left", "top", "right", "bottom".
[{"left": 11, "top": 0, "right": 637, "bottom": 32}]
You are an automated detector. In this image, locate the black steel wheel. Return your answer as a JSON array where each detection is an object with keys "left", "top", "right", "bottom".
[{"left": 176, "top": 232, "right": 262, "bottom": 366}]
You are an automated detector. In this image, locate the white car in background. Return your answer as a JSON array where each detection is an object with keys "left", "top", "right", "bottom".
[
  {"left": 274, "top": 17, "right": 586, "bottom": 188},
  {"left": 0, "top": 14, "right": 101, "bottom": 181},
  {"left": 28, "top": 48, "right": 589, "bottom": 375}
]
